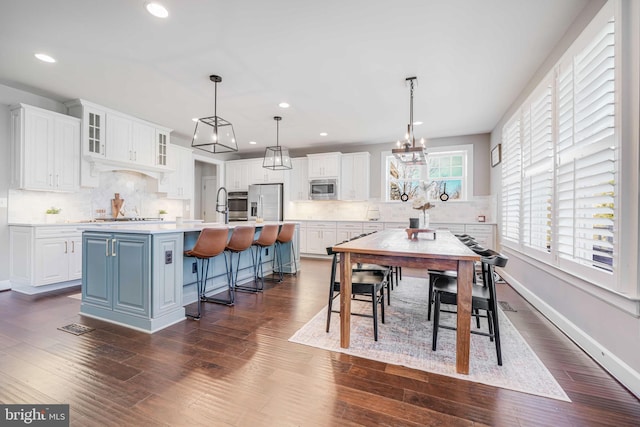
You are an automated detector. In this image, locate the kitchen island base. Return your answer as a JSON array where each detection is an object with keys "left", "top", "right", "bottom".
[{"left": 81, "top": 231, "right": 185, "bottom": 333}]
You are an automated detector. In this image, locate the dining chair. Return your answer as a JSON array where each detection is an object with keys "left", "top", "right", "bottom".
[
  {"left": 431, "top": 253, "right": 509, "bottom": 365},
  {"left": 325, "top": 246, "right": 389, "bottom": 341},
  {"left": 426, "top": 241, "right": 495, "bottom": 321}
]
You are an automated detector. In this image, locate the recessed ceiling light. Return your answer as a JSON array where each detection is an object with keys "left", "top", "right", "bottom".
[
  {"left": 278, "top": 102, "right": 290, "bottom": 108},
  {"left": 145, "top": 2, "right": 169, "bottom": 18},
  {"left": 249, "top": 141, "right": 257, "bottom": 145},
  {"left": 413, "top": 121, "right": 423, "bottom": 126},
  {"left": 319, "top": 132, "right": 328, "bottom": 137},
  {"left": 34, "top": 53, "right": 56, "bottom": 63}
]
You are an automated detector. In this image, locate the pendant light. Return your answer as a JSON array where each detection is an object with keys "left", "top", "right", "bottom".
[
  {"left": 263, "top": 116, "right": 292, "bottom": 170},
  {"left": 392, "top": 76, "right": 427, "bottom": 165},
  {"left": 191, "top": 74, "right": 238, "bottom": 153}
]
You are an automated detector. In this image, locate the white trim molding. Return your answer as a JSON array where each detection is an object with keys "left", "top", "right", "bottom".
[{"left": 499, "top": 267, "right": 640, "bottom": 399}]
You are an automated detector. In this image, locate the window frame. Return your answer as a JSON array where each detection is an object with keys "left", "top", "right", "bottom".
[
  {"left": 499, "top": 0, "right": 628, "bottom": 293},
  {"left": 381, "top": 144, "right": 474, "bottom": 203}
]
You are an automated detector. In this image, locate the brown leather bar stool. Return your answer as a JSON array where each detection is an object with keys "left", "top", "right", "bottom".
[
  {"left": 225, "top": 225, "right": 256, "bottom": 298},
  {"left": 274, "top": 223, "right": 297, "bottom": 282},
  {"left": 183, "top": 228, "right": 229, "bottom": 319},
  {"left": 250, "top": 224, "right": 280, "bottom": 290}
]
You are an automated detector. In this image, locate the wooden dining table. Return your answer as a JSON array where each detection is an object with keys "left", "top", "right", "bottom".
[{"left": 331, "top": 229, "right": 480, "bottom": 375}]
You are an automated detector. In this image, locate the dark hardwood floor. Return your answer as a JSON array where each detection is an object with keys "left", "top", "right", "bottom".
[{"left": 0, "top": 258, "right": 638, "bottom": 426}]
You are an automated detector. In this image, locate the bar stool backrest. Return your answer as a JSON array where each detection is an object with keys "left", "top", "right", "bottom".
[
  {"left": 226, "top": 226, "right": 256, "bottom": 252},
  {"left": 276, "top": 223, "right": 296, "bottom": 244},
  {"left": 254, "top": 224, "right": 279, "bottom": 246},
  {"left": 188, "top": 228, "right": 229, "bottom": 258}
]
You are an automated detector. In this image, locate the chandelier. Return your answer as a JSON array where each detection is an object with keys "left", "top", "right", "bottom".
[
  {"left": 392, "top": 76, "right": 427, "bottom": 165},
  {"left": 191, "top": 74, "right": 238, "bottom": 154},
  {"left": 263, "top": 116, "right": 292, "bottom": 170}
]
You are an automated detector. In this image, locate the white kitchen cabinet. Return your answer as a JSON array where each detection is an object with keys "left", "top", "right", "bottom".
[
  {"left": 249, "top": 158, "right": 285, "bottom": 184},
  {"left": 298, "top": 221, "right": 307, "bottom": 253},
  {"left": 304, "top": 221, "right": 337, "bottom": 255},
  {"left": 289, "top": 157, "right": 309, "bottom": 200},
  {"left": 336, "top": 222, "right": 364, "bottom": 243},
  {"left": 162, "top": 145, "right": 194, "bottom": 200},
  {"left": 156, "top": 129, "right": 169, "bottom": 167},
  {"left": 65, "top": 99, "right": 173, "bottom": 188},
  {"left": 464, "top": 224, "right": 496, "bottom": 249},
  {"left": 340, "top": 152, "right": 370, "bottom": 201},
  {"left": 362, "top": 222, "right": 384, "bottom": 233},
  {"left": 10, "top": 104, "right": 80, "bottom": 192},
  {"left": 66, "top": 99, "right": 106, "bottom": 158},
  {"left": 307, "top": 152, "right": 341, "bottom": 178},
  {"left": 431, "top": 222, "right": 467, "bottom": 234},
  {"left": 106, "top": 113, "right": 156, "bottom": 167},
  {"left": 225, "top": 159, "right": 251, "bottom": 190},
  {"left": 10, "top": 226, "right": 82, "bottom": 287}
]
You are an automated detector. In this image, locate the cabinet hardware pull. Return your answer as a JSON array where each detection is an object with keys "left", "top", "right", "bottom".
[
  {"left": 106, "top": 239, "right": 109, "bottom": 257},
  {"left": 112, "top": 239, "right": 116, "bottom": 256},
  {"left": 64, "top": 241, "right": 68, "bottom": 254},
  {"left": 72, "top": 241, "right": 75, "bottom": 253},
  {"left": 49, "top": 174, "right": 53, "bottom": 186},
  {"left": 56, "top": 174, "right": 60, "bottom": 187}
]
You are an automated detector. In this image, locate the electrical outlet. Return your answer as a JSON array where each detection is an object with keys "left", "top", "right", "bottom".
[{"left": 192, "top": 262, "right": 197, "bottom": 274}]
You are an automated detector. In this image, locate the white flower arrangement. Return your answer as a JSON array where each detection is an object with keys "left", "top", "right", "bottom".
[{"left": 412, "top": 181, "right": 436, "bottom": 212}]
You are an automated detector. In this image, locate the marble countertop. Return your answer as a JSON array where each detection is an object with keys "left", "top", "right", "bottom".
[
  {"left": 9, "top": 220, "right": 204, "bottom": 227},
  {"left": 78, "top": 220, "right": 295, "bottom": 234},
  {"left": 285, "top": 218, "right": 497, "bottom": 225}
]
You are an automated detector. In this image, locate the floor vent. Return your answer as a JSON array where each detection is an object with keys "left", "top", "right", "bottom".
[
  {"left": 58, "top": 323, "right": 95, "bottom": 335},
  {"left": 498, "top": 301, "right": 517, "bottom": 312}
]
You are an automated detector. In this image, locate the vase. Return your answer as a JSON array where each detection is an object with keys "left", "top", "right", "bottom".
[
  {"left": 45, "top": 214, "right": 58, "bottom": 224},
  {"left": 420, "top": 212, "right": 430, "bottom": 229}
]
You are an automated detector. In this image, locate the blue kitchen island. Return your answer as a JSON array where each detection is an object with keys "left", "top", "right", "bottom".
[{"left": 80, "top": 222, "right": 299, "bottom": 333}]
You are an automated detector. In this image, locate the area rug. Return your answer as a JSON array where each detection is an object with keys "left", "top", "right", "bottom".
[{"left": 289, "top": 276, "right": 570, "bottom": 401}]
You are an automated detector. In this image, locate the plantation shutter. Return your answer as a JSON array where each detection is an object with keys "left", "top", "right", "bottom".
[
  {"left": 522, "top": 81, "right": 553, "bottom": 252},
  {"left": 556, "top": 18, "right": 616, "bottom": 273},
  {"left": 501, "top": 117, "right": 521, "bottom": 243}
]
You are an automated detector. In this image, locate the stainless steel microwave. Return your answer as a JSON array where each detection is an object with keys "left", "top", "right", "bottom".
[{"left": 309, "top": 179, "right": 338, "bottom": 200}]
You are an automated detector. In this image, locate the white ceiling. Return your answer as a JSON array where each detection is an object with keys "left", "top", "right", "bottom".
[{"left": 0, "top": 0, "right": 590, "bottom": 154}]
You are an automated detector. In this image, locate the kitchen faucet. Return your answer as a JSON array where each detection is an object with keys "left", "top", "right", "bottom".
[{"left": 216, "top": 186, "right": 229, "bottom": 224}]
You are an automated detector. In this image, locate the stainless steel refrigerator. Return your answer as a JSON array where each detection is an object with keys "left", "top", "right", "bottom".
[{"left": 248, "top": 183, "right": 283, "bottom": 221}]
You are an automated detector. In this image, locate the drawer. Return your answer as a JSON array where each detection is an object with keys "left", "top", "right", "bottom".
[
  {"left": 336, "top": 222, "right": 363, "bottom": 231},
  {"left": 306, "top": 221, "right": 336, "bottom": 229},
  {"left": 465, "top": 224, "right": 493, "bottom": 235},
  {"left": 35, "top": 226, "right": 81, "bottom": 239},
  {"left": 363, "top": 222, "right": 384, "bottom": 232},
  {"left": 431, "top": 223, "right": 466, "bottom": 234},
  {"left": 384, "top": 222, "right": 407, "bottom": 229}
]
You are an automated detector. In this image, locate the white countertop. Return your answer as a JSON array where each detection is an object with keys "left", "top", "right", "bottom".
[
  {"left": 285, "top": 218, "right": 497, "bottom": 225},
  {"left": 8, "top": 219, "right": 204, "bottom": 227},
  {"left": 78, "top": 220, "right": 294, "bottom": 234}
]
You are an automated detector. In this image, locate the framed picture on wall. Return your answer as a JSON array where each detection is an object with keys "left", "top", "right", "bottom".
[{"left": 491, "top": 144, "right": 502, "bottom": 167}]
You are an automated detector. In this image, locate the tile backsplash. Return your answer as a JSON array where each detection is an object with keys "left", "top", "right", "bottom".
[
  {"left": 287, "top": 195, "right": 496, "bottom": 224},
  {"left": 8, "top": 171, "right": 186, "bottom": 223}
]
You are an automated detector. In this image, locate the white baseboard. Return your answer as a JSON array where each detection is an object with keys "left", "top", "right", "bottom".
[
  {"left": 500, "top": 269, "right": 640, "bottom": 399},
  {"left": 0, "top": 280, "right": 11, "bottom": 291}
]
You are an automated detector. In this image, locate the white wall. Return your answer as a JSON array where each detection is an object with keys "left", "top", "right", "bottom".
[{"left": 490, "top": 0, "right": 640, "bottom": 397}]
